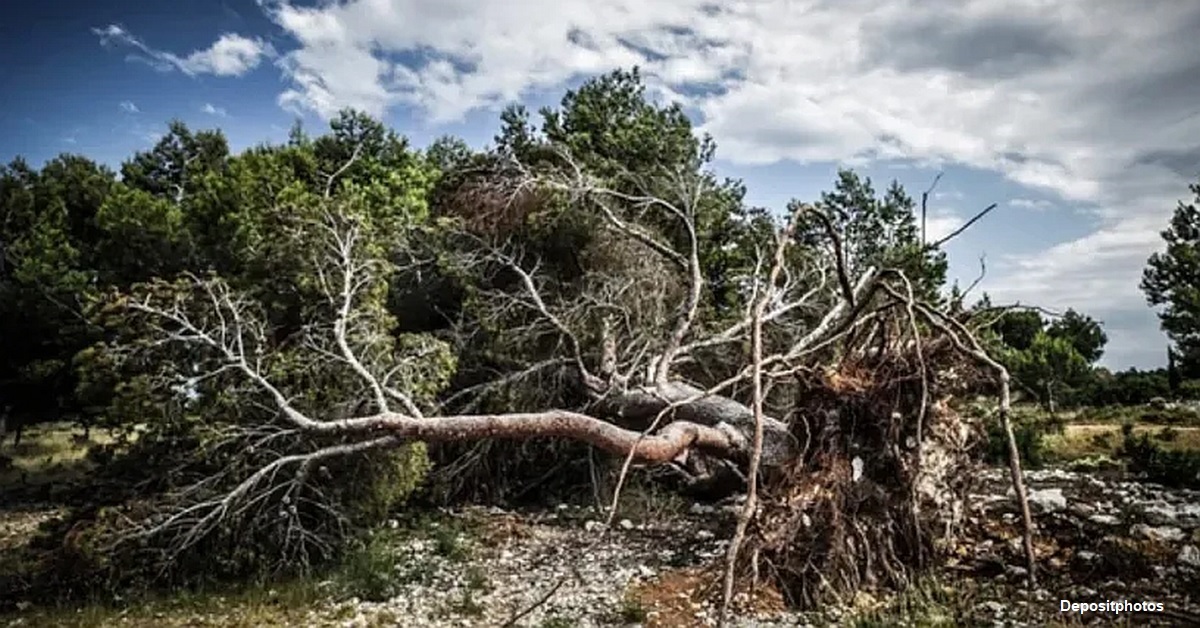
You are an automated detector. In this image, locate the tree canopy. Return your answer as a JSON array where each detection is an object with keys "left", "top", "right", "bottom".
[{"left": 1142, "top": 180, "right": 1200, "bottom": 378}]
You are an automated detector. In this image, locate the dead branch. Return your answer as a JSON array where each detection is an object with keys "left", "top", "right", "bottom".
[
  {"left": 929, "top": 202, "right": 999, "bottom": 249},
  {"left": 721, "top": 198, "right": 796, "bottom": 624}
]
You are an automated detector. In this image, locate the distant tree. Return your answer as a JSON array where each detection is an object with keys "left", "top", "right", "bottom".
[
  {"left": 1045, "top": 309, "right": 1107, "bottom": 364},
  {"left": 121, "top": 120, "right": 229, "bottom": 203},
  {"left": 489, "top": 67, "right": 774, "bottom": 317},
  {"left": 1168, "top": 347, "right": 1183, "bottom": 395},
  {"left": 0, "top": 155, "right": 114, "bottom": 429},
  {"left": 795, "top": 170, "right": 947, "bottom": 300},
  {"left": 992, "top": 309, "right": 1044, "bottom": 352},
  {"left": 1142, "top": 180, "right": 1200, "bottom": 378},
  {"left": 1005, "top": 332, "right": 1090, "bottom": 413}
]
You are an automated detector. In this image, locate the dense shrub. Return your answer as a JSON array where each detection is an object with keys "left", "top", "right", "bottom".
[
  {"left": 0, "top": 416, "right": 429, "bottom": 608},
  {"left": 1117, "top": 423, "right": 1200, "bottom": 489},
  {"left": 981, "top": 411, "right": 1062, "bottom": 469}
]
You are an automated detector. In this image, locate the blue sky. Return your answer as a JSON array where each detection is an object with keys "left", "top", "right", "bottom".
[{"left": 4, "top": 0, "right": 1199, "bottom": 370}]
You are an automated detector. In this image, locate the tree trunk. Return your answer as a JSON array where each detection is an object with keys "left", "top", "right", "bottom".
[{"left": 595, "top": 381, "right": 795, "bottom": 466}]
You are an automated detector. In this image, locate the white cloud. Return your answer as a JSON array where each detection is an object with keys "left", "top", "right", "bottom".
[
  {"left": 94, "top": 24, "right": 271, "bottom": 77},
  {"left": 202, "top": 103, "right": 228, "bottom": 117},
  {"left": 119, "top": 100, "right": 139, "bottom": 113},
  {"left": 133, "top": 0, "right": 1194, "bottom": 368},
  {"left": 1009, "top": 198, "right": 1054, "bottom": 211}
]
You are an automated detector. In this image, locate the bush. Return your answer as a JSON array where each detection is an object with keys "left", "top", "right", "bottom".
[
  {"left": 0, "top": 418, "right": 429, "bottom": 608},
  {"left": 1066, "top": 455, "right": 1123, "bottom": 473},
  {"left": 982, "top": 411, "right": 1062, "bottom": 469},
  {"left": 1075, "top": 369, "right": 1170, "bottom": 406},
  {"left": 1155, "top": 426, "right": 1179, "bottom": 443},
  {"left": 1117, "top": 425, "right": 1200, "bottom": 489}
]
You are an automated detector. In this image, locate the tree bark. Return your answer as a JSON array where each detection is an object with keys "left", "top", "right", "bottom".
[
  {"left": 358, "top": 409, "right": 751, "bottom": 464},
  {"left": 594, "top": 381, "right": 795, "bottom": 465}
]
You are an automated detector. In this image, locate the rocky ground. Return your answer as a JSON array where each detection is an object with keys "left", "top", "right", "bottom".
[
  {"left": 294, "top": 466, "right": 1200, "bottom": 627},
  {"left": 955, "top": 468, "right": 1200, "bottom": 626},
  {"left": 4, "top": 466, "right": 1199, "bottom": 627},
  {"left": 302, "top": 503, "right": 756, "bottom": 628}
]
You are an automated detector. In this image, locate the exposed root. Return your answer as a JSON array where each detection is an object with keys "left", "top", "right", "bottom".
[{"left": 735, "top": 344, "right": 982, "bottom": 609}]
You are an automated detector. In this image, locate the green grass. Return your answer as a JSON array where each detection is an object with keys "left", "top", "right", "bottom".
[
  {"left": 2, "top": 575, "right": 329, "bottom": 627},
  {"left": 844, "top": 577, "right": 978, "bottom": 627},
  {"left": 0, "top": 422, "right": 117, "bottom": 491}
]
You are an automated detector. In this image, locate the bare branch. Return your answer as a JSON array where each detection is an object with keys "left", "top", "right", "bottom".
[
  {"left": 722, "top": 199, "right": 794, "bottom": 624},
  {"left": 929, "top": 202, "right": 998, "bottom": 249},
  {"left": 323, "top": 142, "right": 364, "bottom": 199},
  {"left": 920, "top": 171, "right": 944, "bottom": 246}
]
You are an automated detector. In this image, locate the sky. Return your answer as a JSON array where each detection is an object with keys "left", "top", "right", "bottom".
[{"left": 2, "top": 0, "right": 1199, "bottom": 371}]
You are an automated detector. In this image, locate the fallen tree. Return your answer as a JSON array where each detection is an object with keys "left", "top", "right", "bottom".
[{"left": 16, "top": 144, "right": 1034, "bottom": 614}]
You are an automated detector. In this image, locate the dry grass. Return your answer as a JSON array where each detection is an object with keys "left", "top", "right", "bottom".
[
  {"left": 0, "top": 422, "right": 118, "bottom": 491},
  {"left": 1045, "top": 424, "right": 1200, "bottom": 461}
]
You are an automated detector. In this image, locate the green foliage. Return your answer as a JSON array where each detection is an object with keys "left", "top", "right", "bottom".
[
  {"left": 1074, "top": 367, "right": 1174, "bottom": 406},
  {"left": 1074, "top": 402, "right": 1200, "bottom": 426},
  {"left": 428, "top": 68, "right": 780, "bottom": 502},
  {"left": 494, "top": 68, "right": 771, "bottom": 315},
  {"left": 990, "top": 309, "right": 1043, "bottom": 352},
  {"left": 1046, "top": 309, "right": 1107, "bottom": 363},
  {"left": 333, "top": 530, "right": 412, "bottom": 603},
  {"left": 796, "top": 170, "right": 948, "bottom": 300},
  {"left": 0, "top": 156, "right": 114, "bottom": 426},
  {"left": 0, "top": 111, "right": 457, "bottom": 606},
  {"left": 981, "top": 410, "right": 1062, "bottom": 469},
  {"left": 1118, "top": 422, "right": 1200, "bottom": 489},
  {"left": 977, "top": 305, "right": 1112, "bottom": 409},
  {"left": 120, "top": 121, "right": 229, "bottom": 200},
  {"left": 1002, "top": 331, "right": 1090, "bottom": 411},
  {"left": 1142, "top": 180, "right": 1200, "bottom": 378},
  {"left": 537, "top": 67, "right": 710, "bottom": 178},
  {"left": 94, "top": 184, "right": 193, "bottom": 284}
]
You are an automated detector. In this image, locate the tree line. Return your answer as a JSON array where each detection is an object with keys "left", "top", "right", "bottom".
[{"left": 2, "top": 88, "right": 1196, "bottom": 446}]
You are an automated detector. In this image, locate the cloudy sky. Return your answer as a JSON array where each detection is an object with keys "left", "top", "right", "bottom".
[{"left": 3, "top": 0, "right": 1198, "bottom": 370}]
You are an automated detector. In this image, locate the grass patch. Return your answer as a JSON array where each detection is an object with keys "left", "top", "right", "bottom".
[
  {"left": 1, "top": 573, "right": 327, "bottom": 627},
  {"left": 978, "top": 406, "right": 1064, "bottom": 469},
  {"left": 0, "top": 422, "right": 117, "bottom": 493},
  {"left": 617, "top": 596, "right": 649, "bottom": 623},
  {"left": 845, "top": 578, "right": 978, "bottom": 627},
  {"left": 538, "top": 615, "right": 578, "bottom": 628},
  {"left": 333, "top": 511, "right": 479, "bottom": 602},
  {"left": 2, "top": 510, "right": 482, "bottom": 626},
  {"left": 1045, "top": 424, "right": 1200, "bottom": 461},
  {"left": 616, "top": 474, "right": 692, "bottom": 522}
]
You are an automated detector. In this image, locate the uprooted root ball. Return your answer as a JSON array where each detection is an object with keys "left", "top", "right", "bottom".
[{"left": 739, "top": 349, "right": 980, "bottom": 609}]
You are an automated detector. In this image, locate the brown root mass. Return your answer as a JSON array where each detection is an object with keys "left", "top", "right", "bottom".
[{"left": 742, "top": 344, "right": 980, "bottom": 609}]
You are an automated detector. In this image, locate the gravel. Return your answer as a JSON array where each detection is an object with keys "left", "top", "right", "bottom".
[{"left": 302, "top": 465, "right": 1200, "bottom": 626}]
